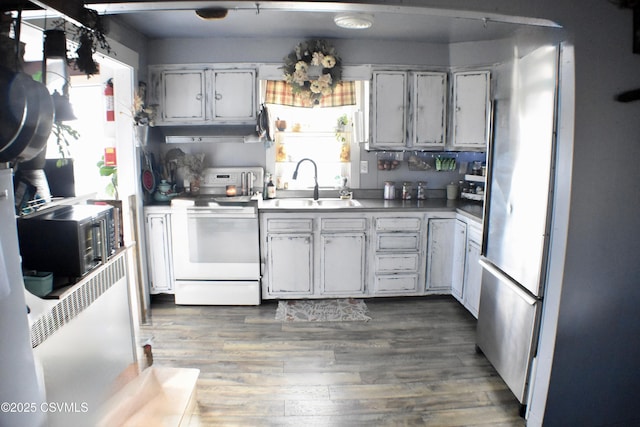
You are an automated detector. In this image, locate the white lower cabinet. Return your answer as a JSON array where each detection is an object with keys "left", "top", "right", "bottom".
[
  {"left": 462, "top": 220, "right": 483, "bottom": 318},
  {"left": 426, "top": 216, "right": 468, "bottom": 297},
  {"left": 267, "top": 233, "right": 313, "bottom": 295},
  {"left": 259, "top": 209, "right": 482, "bottom": 307},
  {"left": 144, "top": 207, "right": 174, "bottom": 294},
  {"left": 371, "top": 214, "right": 425, "bottom": 296},
  {"left": 320, "top": 217, "right": 367, "bottom": 296},
  {"left": 261, "top": 214, "right": 367, "bottom": 299},
  {"left": 451, "top": 219, "right": 468, "bottom": 300},
  {"left": 263, "top": 218, "right": 314, "bottom": 297}
]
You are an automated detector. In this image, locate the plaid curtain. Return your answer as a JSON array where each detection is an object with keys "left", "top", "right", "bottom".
[{"left": 265, "top": 80, "right": 356, "bottom": 108}]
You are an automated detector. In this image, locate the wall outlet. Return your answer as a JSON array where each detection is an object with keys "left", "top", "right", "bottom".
[{"left": 360, "top": 160, "right": 369, "bottom": 174}]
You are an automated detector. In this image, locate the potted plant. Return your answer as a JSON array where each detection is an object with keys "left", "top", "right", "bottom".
[
  {"left": 72, "top": 8, "right": 113, "bottom": 77},
  {"left": 131, "top": 82, "right": 156, "bottom": 146}
]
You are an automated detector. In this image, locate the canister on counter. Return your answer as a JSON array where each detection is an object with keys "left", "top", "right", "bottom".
[
  {"left": 383, "top": 181, "right": 396, "bottom": 200},
  {"left": 402, "top": 182, "right": 412, "bottom": 200},
  {"left": 446, "top": 182, "right": 458, "bottom": 200},
  {"left": 416, "top": 181, "right": 426, "bottom": 200}
]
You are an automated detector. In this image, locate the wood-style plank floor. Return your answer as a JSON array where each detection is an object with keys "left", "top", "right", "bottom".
[{"left": 141, "top": 296, "right": 525, "bottom": 426}]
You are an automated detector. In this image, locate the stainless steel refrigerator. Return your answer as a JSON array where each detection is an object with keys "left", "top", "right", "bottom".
[{"left": 476, "top": 44, "right": 559, "bottom": 408}]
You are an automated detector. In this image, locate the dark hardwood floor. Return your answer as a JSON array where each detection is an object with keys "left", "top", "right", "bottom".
[{"left": 141, "top": 296, "right": 525, "bottom": 426}]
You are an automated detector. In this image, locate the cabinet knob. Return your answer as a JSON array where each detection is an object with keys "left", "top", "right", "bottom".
[
  {"left": 196, "top": 93, "right": 203, "bottom": 101},
  {"left": 215, "top": 92, "right": 222, "bottom": 101}
]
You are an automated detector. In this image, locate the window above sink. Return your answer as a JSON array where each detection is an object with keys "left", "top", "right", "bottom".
[{"left": 263, "top": 80, "right": 367, "bottom": 191}]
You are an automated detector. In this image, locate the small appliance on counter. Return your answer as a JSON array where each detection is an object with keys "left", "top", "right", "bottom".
[{"left": 17, "top": 204, "right": 117, "bottom": 281}]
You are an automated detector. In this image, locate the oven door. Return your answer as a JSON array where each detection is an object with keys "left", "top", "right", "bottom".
[{"left": 171, "top": 206, "right": 260, "bottom": 280}]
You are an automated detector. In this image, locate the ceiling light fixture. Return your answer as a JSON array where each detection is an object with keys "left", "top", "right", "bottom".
[
  {"left": 195, "top": 8, "right": 229, "bottom": 20},
  {"left": 334, "top": 13, "right": 374, "bottom": 30}
]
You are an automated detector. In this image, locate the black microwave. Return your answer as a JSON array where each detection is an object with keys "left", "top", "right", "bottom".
[{"left": 17, "top": 204, "right": 117, "bottom": 278}]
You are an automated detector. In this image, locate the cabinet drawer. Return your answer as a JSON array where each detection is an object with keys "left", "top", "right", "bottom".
[
  {"left": 266, "top": 218, "right": 313, "bottom": 232},
  {"left": 376, "top": 234, "right": 420, "bottom": 251},
  {"left": 376, "top": 217, "right": 421, "bottom": 232},
  {"left": 374, "top": 274, "right": 419, "bottom": 293},
  {"left": 321, "top": 218, "right": 367, "bottom": 232},
  {"left": 375, "top": 253, "right": 419, "bottom": 273}
]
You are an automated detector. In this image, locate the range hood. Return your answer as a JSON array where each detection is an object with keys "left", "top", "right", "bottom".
[{"left": 159, "top": 125, "right": 264, "bottom": 144}]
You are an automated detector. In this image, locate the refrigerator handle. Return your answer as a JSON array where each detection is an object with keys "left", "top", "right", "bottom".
[{"left": 479, "top": 257, "right": 538, "bottom": 306}]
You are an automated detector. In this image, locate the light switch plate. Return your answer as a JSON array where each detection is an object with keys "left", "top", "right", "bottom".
[{"left": 360, "top": 160, "right": 368, "bottom": 174}]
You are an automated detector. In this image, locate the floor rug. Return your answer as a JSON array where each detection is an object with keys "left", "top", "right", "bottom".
[{"left": 275, "top": 298, "right": 372, "bottom": 322}]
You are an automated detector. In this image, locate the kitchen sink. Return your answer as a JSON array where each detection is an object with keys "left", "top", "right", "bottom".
[
  {"left": 273, "top": 198, "right": 361, "bottom": 208},
  {"left": 273, "top": 199, "right": 315, "bottom": 208},
  {"left": 316, "top": 199, "right": 361, "bottom": 207}
]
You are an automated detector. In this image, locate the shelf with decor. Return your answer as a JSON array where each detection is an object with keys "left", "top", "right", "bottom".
[
  {"left": 460, "top": 173, "right": 486, "bottom": 202},
  {"left": 464, "top": 174, "right": 486, "bottom": 183}
]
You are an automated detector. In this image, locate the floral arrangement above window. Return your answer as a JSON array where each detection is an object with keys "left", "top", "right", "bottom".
[{"left": 282, "top": 39, "right": 342, "bottom": 104}]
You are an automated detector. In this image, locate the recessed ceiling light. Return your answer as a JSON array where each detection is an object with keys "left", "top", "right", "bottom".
[{"left": 334, "top": 13, "right": 374, "bottom": 30}]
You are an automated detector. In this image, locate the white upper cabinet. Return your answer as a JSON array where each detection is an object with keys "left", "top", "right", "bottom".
[
  {"left": 371, "top": 71, "right": 407, "bottom": 149},
  {"left": 149, "top": 65, "right": 257, "bottom": 126},
  {"left": 212, "top": 70, "right": 256, "bottom": 122},
  {"left": 412, "top": 72, "right": 447, "bottom": 148},
  {"left": 451, "top": 71, "right": 491, "bottom": 149},
  {"left": 370, "top": 70, "right": 447, "bottom": 150},
  {"left": 161, "top": 69, "right": 207, "bottom": 123}
]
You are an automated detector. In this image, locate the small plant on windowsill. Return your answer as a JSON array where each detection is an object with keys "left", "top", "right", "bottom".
[
  {"left": 335, "top": 114, "right": 349, "bottom": 142},
  {"left": 97, "top": 155, "right": 118, "bottom": 199}
]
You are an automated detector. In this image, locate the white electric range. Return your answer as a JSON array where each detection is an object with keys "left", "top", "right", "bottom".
[{"left": 170, "top": 167, "right": 264, "bottom": 305}]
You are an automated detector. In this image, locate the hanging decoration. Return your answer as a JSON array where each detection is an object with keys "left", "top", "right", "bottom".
[{"left": 282, "top": 39, "right": 342, "bottom": 105}]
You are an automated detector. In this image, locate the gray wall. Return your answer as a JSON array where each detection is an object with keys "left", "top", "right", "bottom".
[{"left": 146, "top": 37, "right": 450, "bottom": 66}]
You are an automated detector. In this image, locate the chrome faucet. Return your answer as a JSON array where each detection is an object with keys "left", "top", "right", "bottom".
[
  {"left": 339, "top": 177, "right": 352, "bottom": 199},
  {"left": 292, "top": 158, "right": 319, "bottom": 200}
]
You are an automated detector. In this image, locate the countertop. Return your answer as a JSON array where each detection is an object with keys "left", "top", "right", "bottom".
[
  {"left": 258, "top": 197, "right": 483, "bottom": 222},
  {"left": 146, "top": 196, "right": 483, "bottom": 222}
]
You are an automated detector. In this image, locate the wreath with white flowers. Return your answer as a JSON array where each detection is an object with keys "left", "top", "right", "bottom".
[{"left": 282, "top": 39, "right": 342, "bottom": 104}]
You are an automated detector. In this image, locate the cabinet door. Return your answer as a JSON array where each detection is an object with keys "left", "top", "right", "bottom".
[
  {"left": 451, "top": 219, "right": 467, "bottom": 301},
  {"left": 267, "top": 234, "right": 313, "bottom": 295},
  {"left": 213, "top": 69, "right": 256, "bottom": 122},
  {"left": 162, "top": 69, "right": 207, "bottom": 123},
  {"left": 371, "top": 71, "right": 407, "bottom": 149},
  {"left": 320, "top": 233, "right": 366, "bottom": 295},
  {"left": 452, "top": 71, "right": 490, "bottom": 148},
  {"left": 145, "top": 213, "right": 174, "bottom": 293},
  {"left": 463, "top": 239, "right": 482, "bottom": 318},
  {"left": 412, "top": 72, "right": 447, "bottom": 148},
  {"left": 426, "top": 218, "right": 456, "bottom": 291}
]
